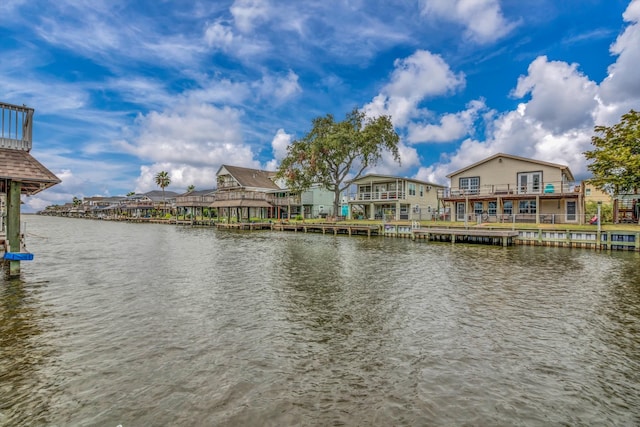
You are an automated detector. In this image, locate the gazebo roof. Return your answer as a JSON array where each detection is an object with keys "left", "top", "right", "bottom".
[{"left": 0, "top": 148, "right": 61, "bottom": 195}]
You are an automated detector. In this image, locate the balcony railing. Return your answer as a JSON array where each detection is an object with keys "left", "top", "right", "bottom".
[
  {"left": 270, "top": 196, "right": 301, "bottom": 206},
  {"left": 349, "top": 191, "right": 407, "bottom": 202},
  {"left": 441, "top": 181, "right": 579, "bottom": 198},
  {"left": 214, "top": 191, "right": 269, "bottom": 201},
  {"left": 0, "top": 102, "right": 33, "bottom": 151}
]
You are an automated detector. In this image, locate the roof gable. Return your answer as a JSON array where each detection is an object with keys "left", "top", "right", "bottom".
[
  {"left": 446, "top": 153, "right": 574, "bottom": 181},
  {"left": 216, "top": 164, "right": 281, "bottom": 190}
]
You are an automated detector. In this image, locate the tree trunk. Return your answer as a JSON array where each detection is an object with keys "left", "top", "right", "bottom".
[{"left": 333, "top": 188, "right": 341, "bottom": 219}]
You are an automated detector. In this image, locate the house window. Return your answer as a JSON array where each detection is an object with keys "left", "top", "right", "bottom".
[
  {"left": 503, "top": 201, "right": 513, "bottom": 215},
  {"left": 419, "top": 185, "right": 424, "bottom": 197},
  {"left": 488, "top": 201, "right": 497, "bottom": 215},
  {"left": 408, "top": 183, "right": 416, "bottom": 196},
  {"left": 519, "top": 200, "right": 537, "bottom": 214},
  {"left": 566, "top": 201, "right": 577, "bottom": 221},
  {"left": 474, "top": 202, "right": 483, "bottom": 216},
  {"left": 517, "top": 171, "right": 542, "bottom": 194},
  {"left": 459, "top": 177, "right": 480, "bottom": 194},
  {"left": 585, "top": 188, "right": 592, "bottom": 196}
]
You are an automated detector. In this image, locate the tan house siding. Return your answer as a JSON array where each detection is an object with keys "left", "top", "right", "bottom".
[
  {"left": 583, "top": 183, "right": 612, "bottom": 204},
  {"left": 348, "top": 174, "right": 443, "bottom": 220},
  {"left": 443, "top": 153, "right": 582, "bottom": 224},
  {"left": 448, "top": 154, "right": 575, "bottom": 195}
]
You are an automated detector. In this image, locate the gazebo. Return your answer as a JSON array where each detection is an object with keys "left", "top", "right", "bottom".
[{"left": 1, "top": 102, "right": 60, "bottom": 276}]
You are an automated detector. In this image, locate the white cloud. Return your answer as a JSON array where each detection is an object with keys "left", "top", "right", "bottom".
[
  {"left": 204, "top": 20, "right": 235, "bottom": 50},
  {"left": 598, "top": 0, "right": 640, "bottom": 113},
  {"left": 184, "top": 78, "right": 252, "bottom": 106},
  {"left": 117, "top": 102, "right": 262, "bottom": 189},
  {"left": 253, "top": 70, "right": 302, "bottom": 104},
  {"left": 271, "top": 128, "right": 292, "bottom": 161},
  {"left": 134, "top": 163, "right": 221, "bottom": 193},
  {"left": 512, "top": 56, "right": 598, "bottom": 133},
  {"left": 420, "top": 53, "right": 604, "bottom": 185},
  {"left": 407, "top": 99, "right": 488, "bottom": 143},
  {"left": 263, "top": 128, "right": 293, "bottom": 171},
  {"left": 363, "top": 50, "right": 465, "bottom": 126},
  {"left": 203, "top": 20, "right": 270, "bottom": 59},
  {"left": 230, "top": 0, "right": 271, "bottom": 33},
  {"left": 419, "top": 0, "right": 517, "bottom": 44}
]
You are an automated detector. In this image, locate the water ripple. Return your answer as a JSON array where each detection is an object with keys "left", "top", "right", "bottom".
[{"left": 0, "top": 216, "right": 639, "bottom": 426}]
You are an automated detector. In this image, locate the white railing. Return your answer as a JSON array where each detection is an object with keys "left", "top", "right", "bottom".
[
  {"left": 442, "top": 181, "right": 579, "bottom": 198},
  {"left": 351, "top": 191, "right": 407, "bottom": 201}
]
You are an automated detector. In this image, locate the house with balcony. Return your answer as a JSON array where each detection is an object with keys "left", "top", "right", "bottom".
[
  {"left": 175, "top": 189, "right": 217, "bottom": 220},
  {"left": 211, "top": 165, "right": 280, "bottom": 221},
  {"left": 346, "top": 174, "right": 444, "bottom": 221},
  {"left": 269, "top": 184, "right": 335, "bottom": 219},
  {"left": 212, "top": 165, "right": 338, "bottom": 221},
  {"left": 441, "top": 153, "right": 583, "bottom": 224}
]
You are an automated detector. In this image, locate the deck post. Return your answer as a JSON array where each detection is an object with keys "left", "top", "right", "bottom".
[{"left": 6, "top": 180, "right": 22, "bottom": 276}]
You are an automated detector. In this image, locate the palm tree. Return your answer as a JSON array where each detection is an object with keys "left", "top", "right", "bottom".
[
  {"left": 187, "top": 184, "right": 195, "bottom": 192},
  {"left": 155, "top": 171, "right": 171, "bottom": 216}
]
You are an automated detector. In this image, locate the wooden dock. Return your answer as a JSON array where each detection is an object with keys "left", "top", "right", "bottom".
[
  {"left": 412, "top": 227, "right": 520, "bottom": 247},
  {"left": 215, "top": 222, "right": 273, "bottom": 231},
  {"left": 271, "top": 222, "right": 380, "bottom": 236}
]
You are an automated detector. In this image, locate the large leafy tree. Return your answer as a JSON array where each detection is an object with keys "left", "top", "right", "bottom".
[
  {"left": 277, "top": 108, "right": 400, "bottom": 216},
  {"left": 584, "top": 109, "right": 640, "bottom": 195},
  {"left": 154, "top": 170, "right": 171, "bottom": 215}
]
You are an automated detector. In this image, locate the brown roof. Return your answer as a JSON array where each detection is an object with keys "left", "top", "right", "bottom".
[
  {"left": 210, "top": 199, "right": 273, "bottom": 208},
  {"left": 0, "top": 148, "right": 61, "bottom": 194},
  {"left": 218, "top": 165, "right": 281, "bottom": 190}
]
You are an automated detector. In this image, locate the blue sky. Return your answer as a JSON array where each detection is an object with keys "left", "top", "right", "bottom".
[{"left": 2, "top": 0, "right": 639, "bottom": 212}]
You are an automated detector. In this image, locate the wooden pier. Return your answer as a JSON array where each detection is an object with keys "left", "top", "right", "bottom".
[
  {"left": 271, "top": 222, "right": 380, "bottom": 236},
  {"left": 412, "top": 227, "right": 520, "bottom": 247},
  {"left": 215, "top": 222, "right": 274, "bottom": 231},
  {"left": 114, "top": 215, "right": 639, "bottom": 252}
]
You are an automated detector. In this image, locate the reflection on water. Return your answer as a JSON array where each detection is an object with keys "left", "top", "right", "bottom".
[
  {"left": 1, "top": 216, "right": 639, "bottom": 426},
  {"left": 0, "top": 276, "right": 55, "bottom": 426}
]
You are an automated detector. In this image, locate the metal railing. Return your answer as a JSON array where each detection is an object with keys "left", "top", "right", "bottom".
[
  {"left": 214, "top": 191, "right": 269, "bottom": 201},
  {"left": 456, "top": 212, "right": 598, "bottom": 225},
  {"left": 441, "top": 181, "right": 579, "bottom": 198},
  {"left": 0, "top": 102, "right": 34, "bottom": 151},
  {"left": 350, "top": 191, "right": 407, "bottom": 201}
]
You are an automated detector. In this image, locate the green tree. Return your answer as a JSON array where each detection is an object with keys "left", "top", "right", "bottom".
[
  {"left": 154, "top": 170, "right": 171, "bottom": 215},
  {"left": 187, "top": 184, "right": 195, "bottom": 192},
  {"left": 276, "top": 108, "right": 400, "bottom": 216},
  {"left": 584, "top": 109, "right": 640, "bottom": 196},
  {"left": 126, "top": 191, "right": 135, "bottom": 196}
]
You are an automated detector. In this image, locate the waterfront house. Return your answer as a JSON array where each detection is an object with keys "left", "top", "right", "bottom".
[
  {"left": 212, "top": 165, "right": 281, "bottom": 221},
  {"left": 441, "top": 153, "right": 583, "bottom": 224},
  {"left": 212, "top": 165, "right": 337, "bottom": 221},
  {"left": 82, "top": 196, "right": 126, "bottom": 218},
  {"left": 346, "top": 174, "right": 444, "bottom": 221},
  {"left": 175, "top": 189, "right": 217, "bottom": 220},
  {"left": 269, "top": 183, "right": 336, "bottom": 219}
]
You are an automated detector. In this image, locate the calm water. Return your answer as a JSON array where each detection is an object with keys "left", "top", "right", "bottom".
[{"left": 1, "top": 216, "right": 639, "bottom": 426}]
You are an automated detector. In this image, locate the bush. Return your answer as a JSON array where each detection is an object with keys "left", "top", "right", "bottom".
[{"left": 585, "top": 201, "right": 613, "bottom": 223}]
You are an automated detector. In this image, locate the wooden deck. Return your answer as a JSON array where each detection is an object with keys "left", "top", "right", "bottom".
[
  {"left": 412, "top": 227, "right": 520, "bottom": 246},
  {"left": 271, "top": 222, "right": 380, "bottom": 236},
  {"left": 215, "top": 222, "right": 273, "bottom": 230}
]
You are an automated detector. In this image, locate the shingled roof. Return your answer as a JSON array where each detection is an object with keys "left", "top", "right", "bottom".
[
  {"left": 217, "top": 165, "right": 281, "bottom": 190},
  {"left": 0, "top": 148, "right": 61, "bottom": 194}
]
